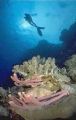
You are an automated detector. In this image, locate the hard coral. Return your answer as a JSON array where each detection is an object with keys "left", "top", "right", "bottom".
[
  {"left": 0, "top": 87, "right": 9, "bottom": 116},
  {"left": 12, "top": 56, "right": 57, "bottom": 79},
  {"left": 65, "top": 54, "right": 76, "bottom": 82},
  {"left": 9, "top": 56, "right": 76, "bottom": 120}
]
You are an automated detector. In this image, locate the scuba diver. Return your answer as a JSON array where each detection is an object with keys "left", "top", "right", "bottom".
[{"left": 24, "top": 13, "right": 45, "bottom": 36}]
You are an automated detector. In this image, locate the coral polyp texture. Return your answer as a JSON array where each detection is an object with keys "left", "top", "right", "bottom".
[
  {"left": 65, "top": 54, "right": 76, "bottom": 82},
  {"left": 9, "top": 56, "right": 76, "bottom": 120},
  {"left": 12, "top": 56, "right": 57, "bottom": 78}
]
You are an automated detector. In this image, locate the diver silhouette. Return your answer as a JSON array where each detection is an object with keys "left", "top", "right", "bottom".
[{"left": 24, "top": 13, "right": 45, "bottom": 36}]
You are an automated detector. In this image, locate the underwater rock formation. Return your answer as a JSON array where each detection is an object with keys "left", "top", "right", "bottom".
[
  {"left": 24, "top": 40, "right": 62, "bottom": 63},
  {"left": 0, "top": 87, "right": 7, "bottom": 97},
  {"left": 0, "top": 106, "right": 9, "bottom": 116},
  {"left": 60, "top": 22, "right": 76, "bottom": 50},
  {"left": 65, "top": 54, "right": 76, "bottom": 82},
  {"left": 8, "top": 56, "right": 76, "bottom": 120},
  {"left": 0, "top": 87, "right": 9, "bottom": 116}
]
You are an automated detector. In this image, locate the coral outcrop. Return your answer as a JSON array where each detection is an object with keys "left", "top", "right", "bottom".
[
  {"left": 12, "top": 56, "right": 57, "bottom": 78},
  {"left": 8, "top": 56, "right": 76, "bottom": 120},
  {"left": 0, "top": 87, "right": 9, "bottom": 116},
  {"left": 60, "top": 22, "right": 76, "bottom": 49},
  {"left": 65, "top": 54, "right": 76, "bottom": 82}
]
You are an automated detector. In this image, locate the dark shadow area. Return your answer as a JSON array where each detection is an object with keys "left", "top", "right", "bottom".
[
  {"left": 54, "top": 114, "right": 76, "bottom": 120},
  {"left": 23, "top": 40, "right": 64, "bottom": 66},
  {"left": 58, "top": 1, "right": 68, "bottom": 8},
  {"left": 60, "top": 22, "right": 76, "bottom": 56},
  {"left": 0, "top": 113, "right": 76, "bottom": 120}
]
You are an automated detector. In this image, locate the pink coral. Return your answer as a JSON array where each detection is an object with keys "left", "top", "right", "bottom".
[
  {"left": 8, "top": 73, "right": 71, "bottom": 120},
  {"left": 9, "top": 90, "right": 69, "bottom": 110},
  {"left": 11, "top": 73, "right": 43, "bottom": 87},
  {"left": 9, "top": 73, "right": 69, "bottom": 109}
]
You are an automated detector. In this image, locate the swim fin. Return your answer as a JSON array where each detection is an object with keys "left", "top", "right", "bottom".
[{"left": 37, "top": 27, "right": 45, "bottom": 36}]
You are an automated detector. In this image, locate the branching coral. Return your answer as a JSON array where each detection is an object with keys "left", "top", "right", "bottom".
[
  {"left": 9, "top": 56, "right": 76, "bottom": 120},
  {"left": 12, "top": 56, "right": 70, "bottom": 85},
  {"left": 12, "top": 56, "right": 57, "bottom": 78}
]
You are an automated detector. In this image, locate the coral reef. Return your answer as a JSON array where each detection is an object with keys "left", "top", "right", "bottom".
[
  {"left": 12, "top": 56, "right": 57, "bottom": 78},
  {"left": 0, "top": 87, "right": 7, "bottom": 98},
  {"left": 8, "top": 56, "right": 76, "bottom": 120},
  {"left": 65, "top": 54, "right": 76, "bottom": 82},
  {"left": 0, "top": 106, "right": 9, "bottom": 117},
  {"left": 0, "top": 87, "right": 9, "bottom": 116},
  {"left": 60, "top": 22, "right": 76, "bottom": 49},
  {"left": 0, "top": 87, "right": 25, "bottom": 120}
]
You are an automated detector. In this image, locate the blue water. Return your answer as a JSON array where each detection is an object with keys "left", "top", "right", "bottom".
[{"left": 0, "top": 0, "right": 76, "bottom": 88}]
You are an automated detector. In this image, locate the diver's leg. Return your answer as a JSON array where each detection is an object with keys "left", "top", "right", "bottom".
[{"left": 30, "top": 21, "right": 37, "bottom": 27}]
